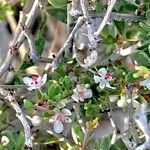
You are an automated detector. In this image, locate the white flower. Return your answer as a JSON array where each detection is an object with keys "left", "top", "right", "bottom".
[
  {"left": 26, "top": 115, "right": 42, "bottom": 126},
  {"left": 49, "top": 108, "right": 72, "bottom": 133},
  {"left": 71, "top": 84, "right": 93, "bottom": 102},
  {"left": 94, "top": 68, "right": 115, "bottom": 89},
  {"left": 1, "top": 136, "right": 9, "bottom": 146},
  {"left": 31, "top": 116, "right": 41, "bottom": 126},
  {"left": 23, "top": 74, "right": 47, "bottom": 91},
  {"left": 84, "top": 50, "right": 98, "bottom": 67},
  {"left": 140, "top": 78, "right": 150, "bottom": 90}
]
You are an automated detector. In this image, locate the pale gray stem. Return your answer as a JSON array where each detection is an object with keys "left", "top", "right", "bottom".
[
  {"left": 0, "top": 0, "right": 40, "bottom": 78},
  {"left": 95, "top": 0, "right": 117, "bottom": 36},
  {"left": 47, "top": 16, "right": 85, "bottom": 70},
  {"left": 0, "top": 88, "right": 32, "bottom": 148}
]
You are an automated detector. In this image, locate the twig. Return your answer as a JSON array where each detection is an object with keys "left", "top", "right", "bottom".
[
  {"left": 99, "top": 41, "right": 142, "bottom": 66},
  {"left": 126, "top": 85, "right": 140, "bottom": 146},
  {"left": 119, "top": 42, "right": 142, "bottom": 56},
  {"left": 0, "top": 84, "right": 27, "bottom": 89},
  {"left": 33, "top": 104, "right": 55, "bottom": 115},
  {"left": 94, "top": 0, "right": 117, "bottom": 36},
  {"left": 0, "top": 0, "right": 40, "bottom": 78},
  {"left": 73, "top": 103, "right": 85, "bottom": 133},
  {"left": 21, "top": 26, "right": 39, "bottom": 62},
  {"left": 46, "top": 16, "right": 85, "bottom": 71},
  {"left": 81, "top": 129, "right": 91, "bottom": 150},
  {"left": 90, "top": 11, "right": 146, "bottom": 22},
  {"left": 80, "top": 0, "right": 99, "bottom": 49},
  {"left": 0, "top": 88, "right": 32, "bottom": 148}
]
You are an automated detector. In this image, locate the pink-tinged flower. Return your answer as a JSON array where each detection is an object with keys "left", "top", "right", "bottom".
[
  {"left": 23, "top": 74, "right": 47, "bottom": 91},
  {"left": 84, "top": 50, "right": 98, "bottom": 67},
  {"left": 140, "top": 78, "right": 150, "bottom": 90},
  {"left": 94, "top": 68, "right": 115, "bottom": 89},
  {"left": 49, "top": 108, "right": 72, "bottom": 134},
  {"left": 71, "top": 84, "right": 93, "bottom": 102}
]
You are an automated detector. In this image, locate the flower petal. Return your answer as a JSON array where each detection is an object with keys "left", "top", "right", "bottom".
[
  {"left": 106, "top": 81, "right": 115, "bottom": 89},
  {"left": 42, "top": 74, "right": 47, "bottom": 85},
  {"left": 61, "top": 108, "right": 72, "bottom": 116},
  {"left": 71, "top": 93, "right": 79, "bottom": 102},
  {"left": 27, "top": 86, "right": 36, "bottom": 91},
  {"left": 98, "top": 68, "right": 107, "bottom": 77},
  {"left": 36, "top": 76, "right": 42, "bottom": 83},
  {"left": 99, "top": 80, "right": 106, "bottom": 89},
  {"left": 65, "top": 117, "right": 72, "bottom": 123},
  {"left": 94, "top": 75, "right": 101, "bottom": 83},
  {"left": 49, "top": 116, "right": 55, "bottom": 122},
  {"left": 23, "top": 77, "right": 32, "bottom": 86},
  {"left": 82, "top": 89, "right": 92, "bottom": 99},
  {"left": 53, "top": 120, "right": 64, "bottom": 133},
  {"left": 83, "top": 50, "right": 98, "bottom": 67},
  {"left": 140, "top": 78, "right": 150, "bottom": 90}
]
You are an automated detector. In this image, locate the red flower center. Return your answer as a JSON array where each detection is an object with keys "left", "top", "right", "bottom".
[
  {"left": 32, "top": 76, "right": 38, "bottom": 81},
  {"left": 105, "top": 73, "right": 111, "bottom": 79},
  {"left": 56, "top": 115, "right": 65, "bottom": 123},
  {"left": 79, "top": 90, "right": 84, "bottom": 97}
]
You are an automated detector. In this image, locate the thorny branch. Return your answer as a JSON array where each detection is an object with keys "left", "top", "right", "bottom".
[
  {"left": 0, "top": 88, "right": 32, "bottom": 148},
  {"left": 0, "top": 0, "right": 40, "bottom": 78},
  {"left": 46, "top": 16, "right": 85, "bottom": 71}
]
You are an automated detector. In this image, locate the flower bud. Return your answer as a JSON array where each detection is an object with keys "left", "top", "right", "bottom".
[
  {"left": 1, "top": 136, "right": 9, "bottom": 146},
  {"left": 31, "top": 116, "right": 41, "bottom": 126},
  {"left": 117, "top": 100, "right": 127, "bottom": 108}
]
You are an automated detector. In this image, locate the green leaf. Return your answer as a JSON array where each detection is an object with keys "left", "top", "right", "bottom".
[
  {"left": 95, "top": 1, "right": 104, "bottom": 11},
  {"left": 146, "top": 9, "right": 150, "bottom": 21},
  {"left": 23, "top": 99, "right": 33, "bottom": 111},
  {"left": 108, "top": 24, "right": 118, "bottom": 38},
  {"left": 131, "top": 50, "right": 150, "bottom": 68},
  {"left": 100, "top": 136, "right": 111, "bottom": 150},
  {"left": 125, "top": 71, "right": 139, "bottom": 83},
  {"left": 114, "top": 21, "right": 125, "bottom": 34},
  {"left": 60, "top": 76, "right": 72, "bottom": 91},
  {"left": 48, "top": 0, "right": 68, "bottom": 7},
  {"left": 15, "top": 132, "right": 25, "bottom": 150},
  {"left": 48, "top": 83, "right": 62, "bottom": 100},
  {"left": 34, "top": 32, "right": 45, "bottom": 55},
  {"left": 86, "top": 133, "right": 95, "bottom": 146},
  {"left": 55, "top": 66, "right": 65, "bottom": 77},
  {"left": 47, "top": 7, "right": 67, "bottom": 23},
  {"left": 71, "top": 123, "right": 84, "bottom": 144},
  {"left": 139, "top": 22, "right": 150, "bottom": 32}
]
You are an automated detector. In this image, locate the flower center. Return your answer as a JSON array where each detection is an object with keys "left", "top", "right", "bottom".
[
  {"left": 105, "top": 73, "right": 111, "bottom": 79},
  {"left": 56, "top": 115, "right": 65, "bottom": 123},
  {"left": 32, "top": 76, "right": 38, "bottom": 81},
  {"left": 79, "top": 90, "right": 84, "bottom": 97}
]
